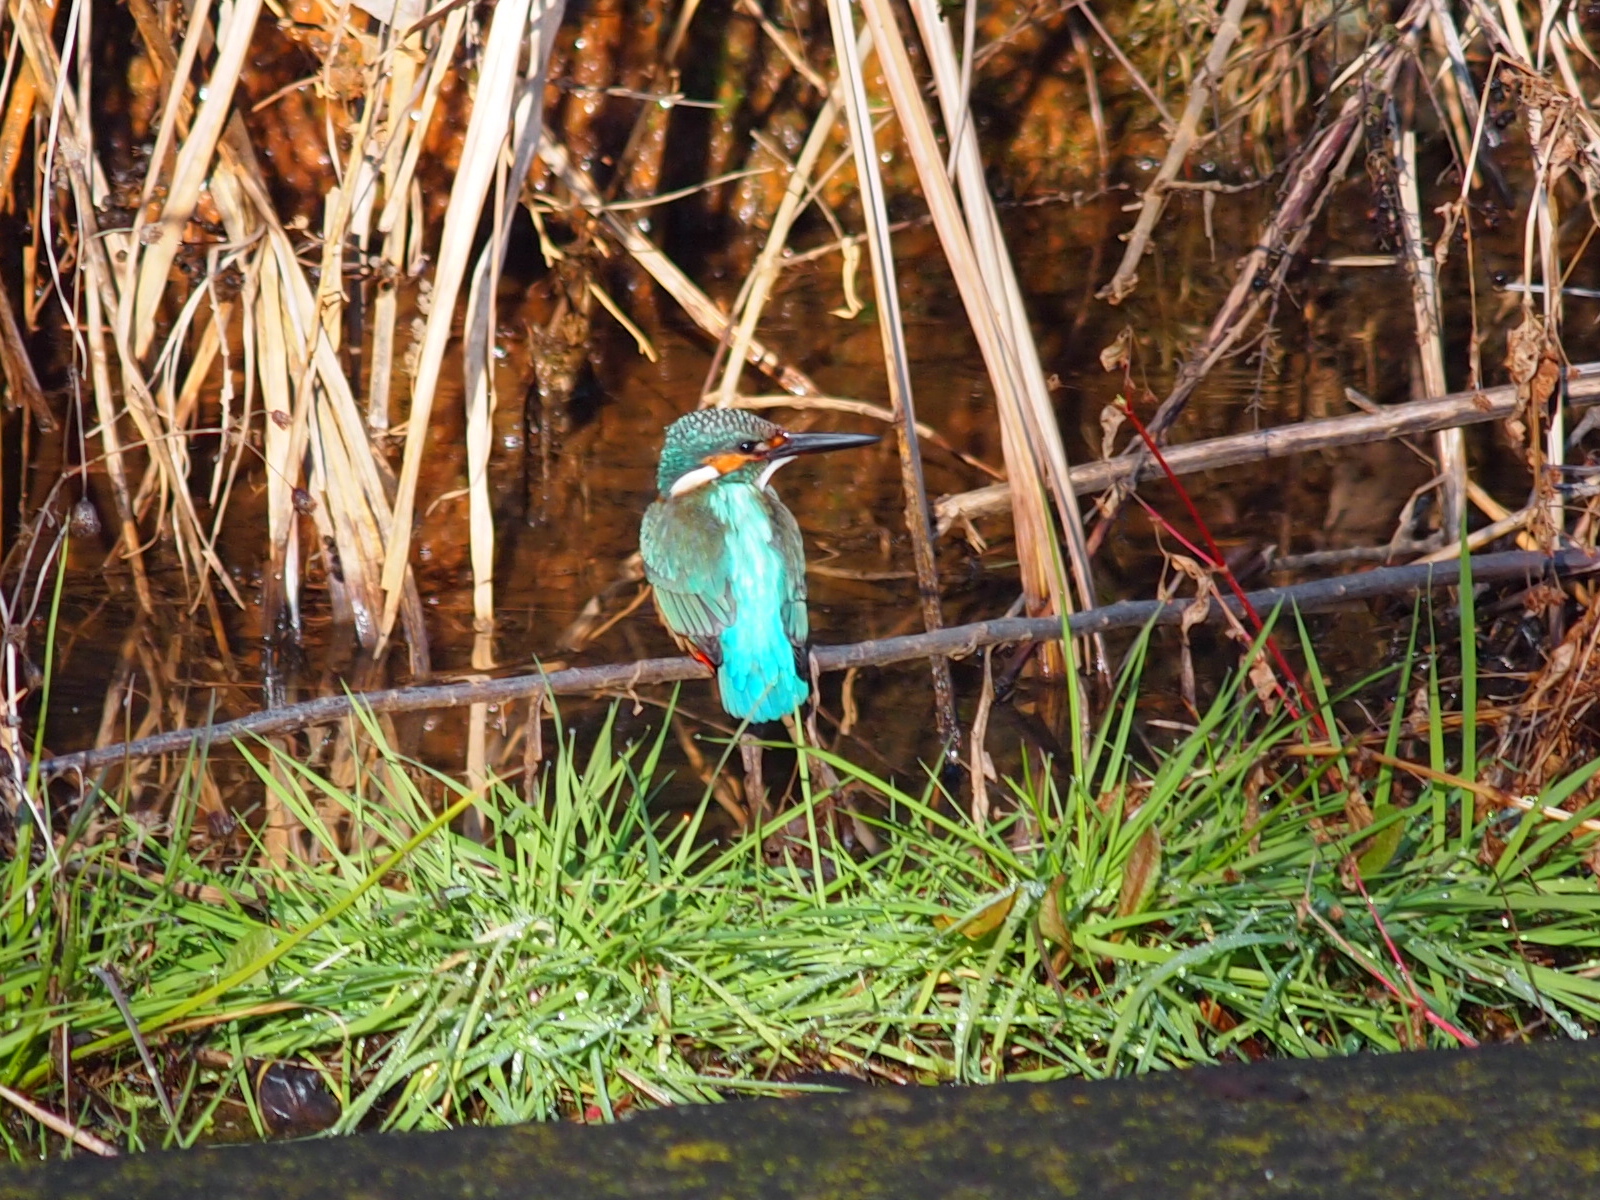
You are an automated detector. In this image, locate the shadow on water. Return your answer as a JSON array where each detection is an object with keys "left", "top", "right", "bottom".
[
  {"left": 35, "top": 180, "right": 1557, "bottom": 818},
  {"left": 18, "top": 2, "right": 1586, "bottom": 839}
]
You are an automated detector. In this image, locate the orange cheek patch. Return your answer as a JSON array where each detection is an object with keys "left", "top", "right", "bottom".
[{"left": 708, "top": 452, "right": 757, "bottom": 474}]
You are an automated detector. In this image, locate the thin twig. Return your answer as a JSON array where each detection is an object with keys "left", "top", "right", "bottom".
[
  {"left": 540, "top": 137, "right": 825, "bottom": 397},
  {"left": 1098, "top": 0, "right": 1250, "bottom": 304},
  {"left": 38, "top": 550, "right": 1598, "bottom": 778},
  {"left": 379, "top": 0, "right": 542, "bottom": 645},
  {"left": 0, "top": 1083, "right": 119, "bottom": 1157},
  {"left": 936, "top": 362, "right": 1600, "bottom": 532},
  {"left": 89, "top": 965, "right": 177, "bottom": 1128},
  {"left": 1066, "top": 0, "right": 1175, "bottom": 128}
]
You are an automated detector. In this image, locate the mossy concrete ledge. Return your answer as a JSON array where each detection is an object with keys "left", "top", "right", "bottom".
[{"left": 3, "top": 1042, "right": 1598, "bottom": 1199}]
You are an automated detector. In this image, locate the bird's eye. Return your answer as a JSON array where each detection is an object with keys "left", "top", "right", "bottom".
[{"left": 737, "top": 440, "right": 758, "bottom": 454}]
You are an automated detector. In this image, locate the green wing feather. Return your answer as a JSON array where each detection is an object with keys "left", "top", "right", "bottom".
[
  {"left": 768, "top": 496, "right": 809, "bottom": 651},
  {"left": 640, "top": 497, "right": 735, "bottom": 664}
]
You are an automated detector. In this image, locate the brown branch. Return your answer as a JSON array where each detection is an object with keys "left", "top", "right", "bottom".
[
  {"left": 1097, "top": 0, "right": 1250, "bottom": 304},
  {"left": 937, "top": 362, "right": 1600, "bottom": 531},
  {"left": 1066, "top": 0, "right": 1173, "bottom": 130},
  {"left": 0, "top": 278, "right": 54, "bottom": 433},
  {"left": 540, "top": 139, "right": 824, "bottom": 398},
  {"left": 1117, "top": 2, "right": 1431, "bottom": 440},
  {"left": 37, "top": 550, "right": 1597, "bottom": 779}
]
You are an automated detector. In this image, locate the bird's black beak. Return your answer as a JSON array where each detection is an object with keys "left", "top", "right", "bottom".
[{"left": 764, "top": 430, "right": 881, "bottom": 460}]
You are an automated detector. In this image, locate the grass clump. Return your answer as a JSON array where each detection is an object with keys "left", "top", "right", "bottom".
[{"left": 4, "top": 626, "right": 1600, "bottom": 1157}]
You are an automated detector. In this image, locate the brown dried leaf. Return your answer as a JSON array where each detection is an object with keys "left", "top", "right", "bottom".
[
  {"left": 1115, "top": 828, "right": 1163, "bottom": 919},
  {"left": 1038, "top": 875, "right": 1071, "bottom": 948},
  {"left": 1167, "top": 555, "right": 1215, "bottom": 635},
  {"left": 1099, "top": 326, "right": 1133, "bottom": 373},
  {"left": 1505, "top": 313, "right": 1549, "bottom": 389},
  {"left": 1099, "top": 398, "right": 1127, "bottom": 459},
  {"left": 1246, "top": 651, "right": 1279, "bottom": 708},
  {"left": 1344, "top": 788, "right": 1375, "bottom": 833},
  {"left": 935, "top": 886, "right": 1017, "bottom": 938}
]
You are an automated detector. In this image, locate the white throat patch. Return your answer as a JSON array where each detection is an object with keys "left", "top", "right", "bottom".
[
  {"left": 756, "top": 457, "right": 794, "bottom": 490},
  {"left": 668, "top": 463, "right": 722, "bottom": 497}
]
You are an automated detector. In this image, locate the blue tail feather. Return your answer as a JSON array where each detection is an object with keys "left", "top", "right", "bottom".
[{"left": 717, "top": 621, "right": 807, "bottom": 723}]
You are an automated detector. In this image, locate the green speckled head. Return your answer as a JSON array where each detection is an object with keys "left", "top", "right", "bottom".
[{"left": 655, "top": 409, "right": 784, "bottom": 495}]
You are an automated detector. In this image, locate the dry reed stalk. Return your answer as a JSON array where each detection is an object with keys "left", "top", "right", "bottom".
[
  {"left": 273, "top": 74, "right": 394, "bottom": 647},
  {"left": 826, "top": 0, "right": 959, "bottom": 754},
  {"left": 464, "top": 240, "right": 499, "bottom": 835},
  {"left": 80, "top": 232, "right": 155, "bottom": 616},
  {"left": 461, "top": 240, "right": 503, "bottom": 836},
  {"left": 145, "top": 4, "right": 434, "bottom": 666},
  {"left": 130, "top": 260, "right": 236, "bottom": 522},
  {"left": 366, "top": 182, "right": 406, "bottom": 434},
  {"left": 188, "top": 299, "right": 241, "bottom": 515},
  {"left": 711, "top": 80, "right": 847, "bottom": 409},
  {"left": 0, "top": 264, "right": 53, "bottom": 433},
  {"left": 128, "top": 0, "right": 260, "bottom": 359},
  {"left": 122, "top": 0, "right": 209, "bottom": 293},
  {"left": 935, "top": 363, "right": 1600, "bottom": 531},
  {"left": 365, "top": 25, "right": 429, "bottom": 433},
  {"left": 22, "top": 0, "right": 242, "bottom": 613},
  {"left": 50, "top": 4, "right": 158, "bottom": 611},
  {"left": 458, "top": 0, "right": 564, "bottom": 826},
  {"left": 903, "top": 0, "right": 1100, "bottom": 680},
  {"left": 0, "top": 0, "right": 60, "bottom": 208},
  {"left": 1394, "top": 128, "right": 1466, "bottom": 538},
  {"left": 968, "top": 648, "right": 994, "bottom": 828},
  {"left": 378, "top": 0, "right": 538, "bottom": 646},
  {"left": 377, "top": 6, "right": 466, "bottom": 238},
  {"left": 1098, "top": 0, "right": 1250, "bottom": 305},
  {"left": 250, "top": 241, "right": 302, "bottom": 640},
  {"left": 1425, "top": 5, "right": 1481, "bottom": 183}
]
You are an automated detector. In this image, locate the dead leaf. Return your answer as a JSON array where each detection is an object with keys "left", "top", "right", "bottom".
[
  {"left": 1038, "top": 875, "right": 1071, "bottom": 948},
  {"left": 1099, "top": 326, "right": 1133, "bottom": 373},
  {"left": 1344, "top": 788, "right": 1375, "bottom": 833},
  {"left": 1099, "top": 398, "right": 1128, "bottom": 459},
  {"left": 829, "top": 240, "right": 864, "bottom": 320},
  {"left": 1246, "top": 651, "right": 1279, "bottom": 709},
  {"left": 935, "top": 887, "right": 1017, "bottom": 938},
  {"left": 1115, "top": 828, "right": 1163, "bottom": 919}
]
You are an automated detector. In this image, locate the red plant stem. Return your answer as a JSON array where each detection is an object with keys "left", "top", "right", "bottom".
[
  {"left": 1120, "top": 398, "right": 1320, "bottom": 732},
  {"left": 1348, "top": 865, "right": 1479, "bottom": 1047},
  {"left": 1303, "top": 902, "right": 1478, "bottom": 1048},
  {"left": 1129, "top": 491, "right": 1213, "bottom": 565},
  {"left": 1119, "top": 399, "right": 1476, "bottom": 1049}
]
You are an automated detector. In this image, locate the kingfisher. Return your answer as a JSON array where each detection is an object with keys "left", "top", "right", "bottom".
[{"left": 640, "top": 409, "right": 879, "bottom": 723}]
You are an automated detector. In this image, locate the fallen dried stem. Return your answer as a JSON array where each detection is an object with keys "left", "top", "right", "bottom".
[
  {"left": 937, "top": 362, "right": 1600, "bottom": 533},
  {"left": 41, "top": 549, "right": 1597, "bottom": 777}
]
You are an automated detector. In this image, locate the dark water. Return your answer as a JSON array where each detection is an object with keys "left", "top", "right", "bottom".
[{"left": 27, "top": 124, "right": 1582, "bottom": 819}]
